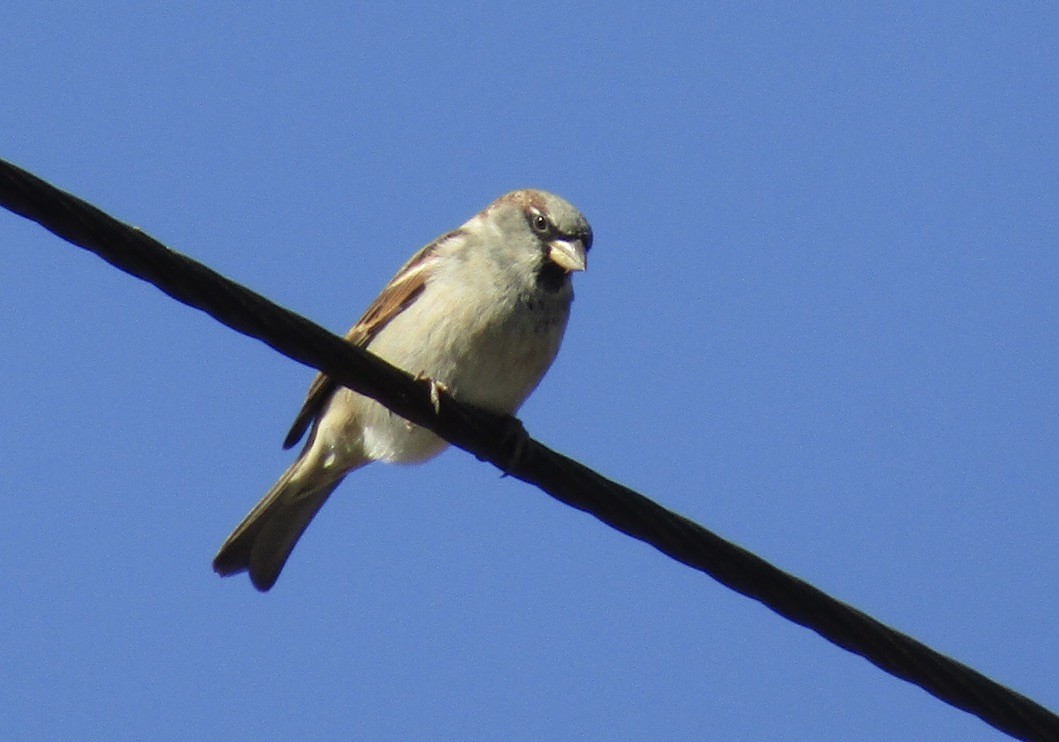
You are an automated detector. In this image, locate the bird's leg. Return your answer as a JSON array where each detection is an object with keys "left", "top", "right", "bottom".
[
  {"left": 413, "top": 372, "right": 449, "bottom": 416},
  {"left": 496, "top": 415, "right": 532, "bottom": 476}
]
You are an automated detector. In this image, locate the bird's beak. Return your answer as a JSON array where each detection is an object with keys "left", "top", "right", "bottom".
[{"left": 547, "top": 238, "right": 587, "bottom": 273}]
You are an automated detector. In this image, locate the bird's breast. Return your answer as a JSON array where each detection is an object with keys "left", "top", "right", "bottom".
[{"left": 366, "top": 278, "right": 571, "bottom": 415}]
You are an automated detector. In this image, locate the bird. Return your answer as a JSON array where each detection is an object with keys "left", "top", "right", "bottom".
[{"left": 212, "top": 189, "right": 592, "bottom": 591}]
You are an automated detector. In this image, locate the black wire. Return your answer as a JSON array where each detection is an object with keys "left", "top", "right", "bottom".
[{"left": 2, "top": 158, "right": 1057, "bottom": 741}]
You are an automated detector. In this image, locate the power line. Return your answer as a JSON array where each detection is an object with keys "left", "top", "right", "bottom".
[{"left": 2, "top": 158, "right": 1056, "bottom": 741}]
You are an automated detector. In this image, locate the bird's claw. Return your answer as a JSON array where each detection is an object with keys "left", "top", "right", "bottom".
[
  {"left": 414, "top": 372, "right": 449, "bottom": 415},
  {"left": 497, "top": 416, "right": 532, "bottom": 476}
]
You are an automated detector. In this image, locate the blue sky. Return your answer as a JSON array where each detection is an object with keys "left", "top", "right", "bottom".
[{"left": 2, "top": 4, "right": 1056, "bottom": 740}]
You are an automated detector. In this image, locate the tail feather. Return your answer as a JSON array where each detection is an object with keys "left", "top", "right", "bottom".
[{"left": 213, "top": 464, "right": 344, "bottom": 592}]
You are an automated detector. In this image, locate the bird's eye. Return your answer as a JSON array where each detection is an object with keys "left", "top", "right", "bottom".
[{"left": 531, "top": 213, "right": 550, "bottom": 234}]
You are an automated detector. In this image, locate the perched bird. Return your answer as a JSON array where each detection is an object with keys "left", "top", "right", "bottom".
[{"left": 213, "top": 189, "right": 592, "bottom": 591}]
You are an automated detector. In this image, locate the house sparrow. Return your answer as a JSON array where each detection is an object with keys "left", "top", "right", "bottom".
[{"left": 213, "top": 189, "right": 592, "bottom": 591}]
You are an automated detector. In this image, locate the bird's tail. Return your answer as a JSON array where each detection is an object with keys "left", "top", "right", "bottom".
[{"left": 212, "top": 462, "right": 347, "bottom": 592}]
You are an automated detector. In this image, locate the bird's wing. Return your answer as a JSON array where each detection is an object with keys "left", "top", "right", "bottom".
[{"left": 281, "top": 234, "right": 454, "bottom": 449}]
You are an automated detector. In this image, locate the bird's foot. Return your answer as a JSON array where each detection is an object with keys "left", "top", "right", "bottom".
[
  {"left": 414, "top": 372, "right": 450, "bottom": 415},
  {"left": 497, "top": 415, "right": 532, "bottom": 476}
]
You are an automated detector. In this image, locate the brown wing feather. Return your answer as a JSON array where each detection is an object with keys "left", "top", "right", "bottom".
[{"left": 281, "top": 235, "right": 452, "bottom": 449}]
